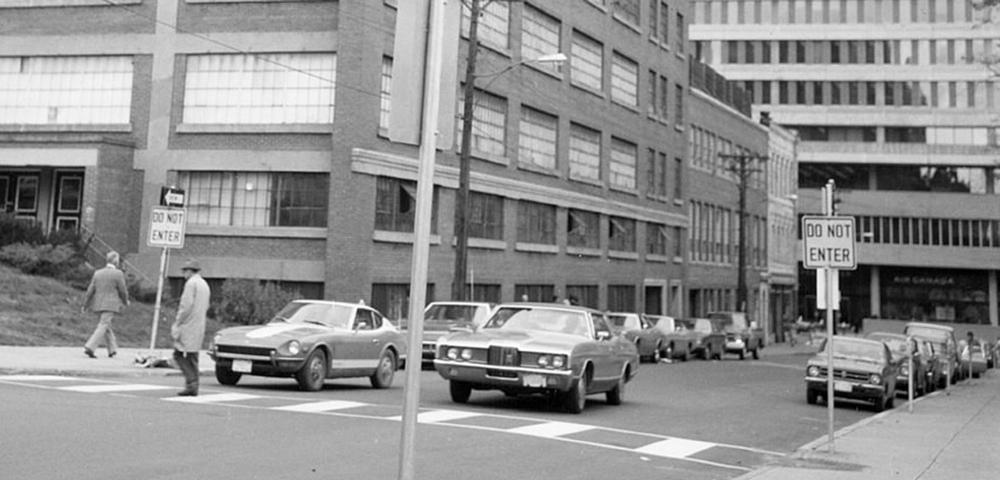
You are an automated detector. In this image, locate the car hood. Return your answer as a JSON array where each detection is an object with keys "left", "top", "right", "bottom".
[
  {"left": 807, "top": 356, "right": 886, "bottom": 374},
  {"left": 215, "top": 323, "right": 332, "bottom": 347},
  {"left": 441, "top": 328, "right": 584, "bottom": 353}
]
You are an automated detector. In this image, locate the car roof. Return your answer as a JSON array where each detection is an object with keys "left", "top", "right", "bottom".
[
  {"left": 495, "top": 302, "right": 601, "bottom": 314},
  {"left": 829, "top": 336, "right": 886, "bottom": 348},
  {"left": 866, "top": 332, "right": 907, "bottom": 341},
  {"left": 426, "top": 301, "right": 493, "bottom": 306},
  {"left": 904, "top": 322, "right": 954, "bottom": 332}
]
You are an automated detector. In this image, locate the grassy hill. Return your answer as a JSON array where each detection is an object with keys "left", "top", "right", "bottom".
[{"left": 0, "top": 263, "right": 227, "bottom": 348}]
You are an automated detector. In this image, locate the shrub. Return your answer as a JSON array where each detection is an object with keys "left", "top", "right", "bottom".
[
  {"left": 0, "top": 242, "right": 86, "bottom": 279},
  {"left": 0, "top": 243, "right": 42, "bottom": 271},
  {"left": 0, "top": 213, "right": 46, "bottom": 247},
  {"left": 215, "top": 279, "right": 303, "bottom": 325}
]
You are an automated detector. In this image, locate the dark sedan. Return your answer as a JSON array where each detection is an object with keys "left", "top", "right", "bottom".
[{"left": 805, "top": 336, "right": 899, "bottom": 412}]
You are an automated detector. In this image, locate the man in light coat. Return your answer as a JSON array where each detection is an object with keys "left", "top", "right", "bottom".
[
  {"left": 172, "top": 258, "right": 210, "bottom": 396},
  {"left": 82, "top": 251, "right": 130, "bottom": 358}
]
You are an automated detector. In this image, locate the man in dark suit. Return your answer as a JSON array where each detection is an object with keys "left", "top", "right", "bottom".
[{"left": 82, "top": 251, "right": 130, "bottom": 358}]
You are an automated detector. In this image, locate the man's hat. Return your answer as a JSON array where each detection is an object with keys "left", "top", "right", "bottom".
[{"left": 181, "top": 258, "right": 201, "bottom": 272}]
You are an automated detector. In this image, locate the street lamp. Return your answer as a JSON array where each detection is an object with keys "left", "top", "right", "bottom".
[
  {"left": 719, "top": 153, "right": 768, "bottom": 315},
  {"left": 452, "top": 0, "right": 566, "bottom": 300}
]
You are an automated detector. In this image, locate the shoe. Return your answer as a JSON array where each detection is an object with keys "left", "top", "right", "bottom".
[
  {"left": 176, "top": 389, "right": 198, "bottom": 397},
  {"left": 84, "top": 348, "right": 97, "bottom": 359},
  {"left": 108, "top": 352, "right": 117, "bottom": 359}
]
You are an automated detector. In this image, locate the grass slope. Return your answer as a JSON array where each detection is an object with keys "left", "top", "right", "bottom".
[{"left": 0, "top": 263, "right": 227, "bottom": 348}]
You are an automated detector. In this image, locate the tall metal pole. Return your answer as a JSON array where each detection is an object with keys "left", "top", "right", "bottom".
[
  {"left": 452, "top": 0, "right": 482, "bottom": 301},
  {"left": 737, "top": 156, "right": 748, "bottom": 312},
  {"left": 823, "top": 180, "right": 836, "bottom": 453},
  {"left": 149, "top": 247, "right": 168, "bottom": 351},
  {"left": 398, "top": 0, "right": 446, "bottom": 477}
]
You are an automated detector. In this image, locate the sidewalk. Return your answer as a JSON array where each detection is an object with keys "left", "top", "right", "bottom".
[{"left": 0, "top": 346, "right": 215, "bottom": 377}]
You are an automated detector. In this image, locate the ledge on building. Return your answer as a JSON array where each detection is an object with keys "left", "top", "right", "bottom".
[
  {"left": 0, "top": 0, "right": 140, "bottom": 8},
  {"left": 646, "top": 254, "right": 669, "bottom": 263},
  {"left": 186, "top": 0, "right": 333, "bottom": 3},
  {"left": 514, "top": 242, "right": 558, "bottom": 254},
  {"left": 608, "top": 250, "right": 639, "bottom": 261},
  {"left": 0, "top": 124, "right": 131, "bottom": 133},
  {"left": 466, "top": 238, "right": 506, "bottom": 250},
  {"left": 373, "top": 230, "right": 442, "bottom": 245},
  {"left": 186, "top": 225, "right": 326, "bottom": 238},
  {"left": 175, "top": 123, "right": 332, "bottom": 134},
  {"left": 566, "top": 246, "right": 601, "bottom": 258}
]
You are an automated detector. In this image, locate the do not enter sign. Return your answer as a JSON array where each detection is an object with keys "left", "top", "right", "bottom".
[{"left": 802, "top": 216, "right": 857, "bottom": 270}]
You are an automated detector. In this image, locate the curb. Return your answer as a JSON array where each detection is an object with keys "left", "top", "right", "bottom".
[{"left": 0, "top": 367, "right": 214, "bottom": 378}]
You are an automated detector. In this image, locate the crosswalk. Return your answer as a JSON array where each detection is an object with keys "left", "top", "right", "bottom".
[{"left": 1, "top": 374, "right": 784, "bottom": 472}]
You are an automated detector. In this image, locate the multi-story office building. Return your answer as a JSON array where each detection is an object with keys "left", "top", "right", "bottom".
[
  {"left": 691, "top": 0, "right": 1000, "bottom": 327},
  {"left": 765, "top": 119, "right": 799, "bottom": 341},
  {"left": 686, "top": 61, "right": 770, "bottom": 324},
  {"left": 0, "top": 0, "right": 703, "bottom": 321}
]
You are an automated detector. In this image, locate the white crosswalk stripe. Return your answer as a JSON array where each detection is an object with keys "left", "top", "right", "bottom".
[
  {"left": 272, "top": 400, "right": 368, "bottom": 413},
  {"left": 384, "top": 409, "right": 481, "bottom": 423},
  {"left": 507, "top": 421, "right": 594, "bottom": 438},
  {"left": 0, "top": 375, "right": 81, "bottom": 381},
  {"left": 60, "top": 384, "right": 174, "bottom": 393},
  {"left": 163, "top": 393, "right": 261, "bottom": 403},
  {"left": 634, "top": 437, "right": 715, "bottom": 459}
]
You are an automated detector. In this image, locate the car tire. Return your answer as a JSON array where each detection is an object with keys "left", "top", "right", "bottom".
[
  {"left": 449, "top": 380, "right": 472, "bottom": 404},
  {"left": 606, "top": 367, "right": 627, "bottom": 406},
  {"left": 652, "top": 342, "right": 663, "bottom": 364},
  {"left": 806, "top": 389, "right": 819, "bottom": 405},
  {"left": 296, "top": 350, "right": 327, "bottom": 392},
  {"left": 563, "top": 377, "right": 587, "bottom": 414},
  {"left": 369, "top": 349, "right": 397, "bottom": 389},
  {"left": 215, "top": 363, "right": 241, "bottom": 386}
]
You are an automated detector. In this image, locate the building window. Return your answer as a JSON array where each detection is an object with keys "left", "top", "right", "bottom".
[
  {"left": 372, "top": 283, "right": 435, "bottom": 324},
  {"left": 673, "top": 226, "right": 683, "bottom": 257},
  {"left": 517, "top": 200, "right": 556, "bottom": 244},
  {"left": 458, "top": 89, "right": 507, "bottom": 157},
  {"left": 522, "top": 5, "right": 561, "bottom": 74},
  {"left": 659, "top": 1, "right": 671, "bottom": 44},
  {"left": 675, "top": 12, "right": 685, "bottom": 53},
  {"left": 461, "top": 0, "right": 510, "bottom": 50},
  {"left": 183, "top": 53, "right": 335, "bottom": 125},
  {"left": 612, "top": 0, "right": 640, "bottom": 25},
  {"left": 569, "top": 123, "right": 601, "bottom": 181},
  {"left": 565, "top": 285, "right": 598, "bottom": 309},
  {"left": 568, "top": 209, "right": 600, "bottom": 249},
  {"left": 674, "top": 84, "right": 684, "bottom": 125},
  {"left": 379, "top": 56, "right": 392, "bottom": 131},
  {"left": 375, "top": 176, "right": 437, "bottom": 233},
  {"left": 468, "top": 191, "right": 504, "bottom": 240},
  {"left": 607, "top": 285, "right": 636, "bottom": 312},
  {"left": 608, "top": 216, "right": 636, "bottom": 252},
  {"left": 179, "top": 171, "right": 329, "bottom": 227},
  {"left": 659, "top": 75, "right": 670, "bottom": 118},
  {"left": 610, "top": 52, "right": 639, "bottom": 107},
  {"left": 518, "top": 105, "right": 557, "bottom": 170},
  {"left": 648, "top": 70, "right": 659, "bottom": 117},
  {"left": 515, "top": 284, "right": 554, "bottom": 302},
  {"left": 609, "top": 137, "right": 637, "bottom": 190},
  {"left": 0, "top": 56, "right": 132, "bottom": 125},
  {"left": 14, "top": 176, "right": 38, "bottom": 213},
  {"left": 648, "top": 0, "right": 660, "bottom": 40},
  {"left": 673, "top": 157, "right": 683, "bottom": 200},
  {"left": 648, "top": 223, "right": 668, "bottom": 256},
  {"left": 571, "top": 30, "right": 603, "bottom": 92}
]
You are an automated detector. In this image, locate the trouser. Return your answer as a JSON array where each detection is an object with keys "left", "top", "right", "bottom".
[
  {"left": 85, "top": 311, "right": 118, "bottom": 355},
  {"left": 173, "top": 350, "right": 200, "bottom": 392}
]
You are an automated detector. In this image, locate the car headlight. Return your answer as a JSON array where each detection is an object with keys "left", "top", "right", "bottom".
[
  {"left": 447, "top": 347, "right": 459, "bottom": 360},
  {"left": 870, "top": 374, "right": 882, "bottom": 385},
  {"left": 286, "top": 340, "right": 301, "bottom": 355},
  {"left": 461, "top": 348, "right": 473, "bottom": 361},
  {"left": 807, "top": 366, "right": 820, "bottom": 377},
  {"left": 537, "top": 355, "right": 550, "bottom": 367},
  {"left": 552, "top": 355, "right": 566, "bottom": 369}
]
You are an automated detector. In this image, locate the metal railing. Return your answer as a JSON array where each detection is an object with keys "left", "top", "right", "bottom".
[{"left": 79, "top": 224, "right": 155, "bottom": 287}]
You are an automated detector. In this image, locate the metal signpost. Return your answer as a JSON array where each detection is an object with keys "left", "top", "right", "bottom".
[
  {"left": 802, "top": 180, "right": 857, "bottom": 452},
  {"left": 147, "top": 203, "right": 186, "bottom": 351}
]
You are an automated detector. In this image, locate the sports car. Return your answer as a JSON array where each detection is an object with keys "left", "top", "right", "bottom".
[
  {"left": 434, "top": 303, "right": 639, "bottom": 413},
  {"left": 209, "top": 300, "right": 407, "bottom": 391}
]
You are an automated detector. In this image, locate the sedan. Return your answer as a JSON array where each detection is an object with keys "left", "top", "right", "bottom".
[
  {"left": 805, "top": 336, "right": 899, "bottom": 412},
  {"left": 678, "top": 318, "right": 725, "bottom": 360},
  {"left": 434, "top": 303, "right": 639, "bottom": 414},
  {"left": 608, "top": 312, "right": 669, "bottom": 363},
  {"left": 865, "top": 332, "right": 929, "bottom": 397},
  {"left": 209, "top": 300, "right": 407, "bottom": 391}
]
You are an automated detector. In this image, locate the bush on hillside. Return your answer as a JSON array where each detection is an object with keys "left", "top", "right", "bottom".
[
  {"left": 0, "top": 243, "right": 84, "bottom": 278},
  {"left": 215, "top": 279, "right": 303, "bottom": 325},
  {"left": 0, "top": 213, "right": 46, "bottom": 247},
  {"left": 127, "top": 274, "right": 162, "bottom": 304}
]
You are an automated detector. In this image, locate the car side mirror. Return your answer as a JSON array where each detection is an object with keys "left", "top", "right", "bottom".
[
  {"left": 596, "top": 331, "right": 611, "bottom": 341},
  {"left": 355, "top": 321, "right": 369, "bottom": 331}
]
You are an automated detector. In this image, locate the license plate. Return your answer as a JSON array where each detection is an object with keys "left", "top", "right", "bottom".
[
  {"left": 232, "top": 359, "right": 253, "bottom": 373},
  {"left": 522, "top": 374, "right": 545, "bottom": 387},
  {"left": 834, "top": 381, "right": 853, "bottom": 392}
]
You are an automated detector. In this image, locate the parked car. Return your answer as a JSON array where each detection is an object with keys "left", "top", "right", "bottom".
[
  {"left": 645, "top": 314, "right": 696, "bottom": 361},
  {"left": 865, "top": 332, "right": 929, "bottom": 396},
  {"left": 903, "top": 322, "right": 961, "bottom": 386},
  {"left": 209, "top": 300, "right": 407, "bottom": 391},
  {"left": 608, "top": 312, "right": 671, "bottom": 363},
  {"left": 434, "top": 303, "right": 639, "bottom": 413},
  {"left": 708, "top": 311, "right": 764, "bottom": 360},
  {"left": 679, "top": 318, "right": 725, "bottom": 360},
  {"left": 804, "top": 336, "right": 899, "bottom": 412},
  {"left": 959, "top": 340, "right": 988, "bottom": 378},
  {"left": 415, "top": 301, "right": 494, "bottom": 365}
]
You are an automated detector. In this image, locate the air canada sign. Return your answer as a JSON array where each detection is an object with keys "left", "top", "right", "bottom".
[{"left": 801, "top": 216, "right": 856, "bottom": 270}]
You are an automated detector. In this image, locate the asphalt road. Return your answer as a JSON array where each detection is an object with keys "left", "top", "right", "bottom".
[{"left": 0, "top": 352, "right": 877, "bottom": 480}]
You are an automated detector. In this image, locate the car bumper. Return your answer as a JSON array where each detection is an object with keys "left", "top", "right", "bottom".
[
  {"left": 805, "top": 377, "right": 885, "bottom": 401},
  {"left": 723, "top": 339, "right": 746, "bottom": 351},
  {"left": 434, "top": 360, "right": 576, "bottom": 392},
  {"left": 211, "top": 352, "right": 307, "bottom": 376}
]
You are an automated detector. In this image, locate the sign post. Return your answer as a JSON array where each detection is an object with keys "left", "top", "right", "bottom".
[
  {"left": 147, "top": 205, "right": 186, "bottom": 351},
  {"left": 802, "top": 180, "right": 856, "bottom": 453}
]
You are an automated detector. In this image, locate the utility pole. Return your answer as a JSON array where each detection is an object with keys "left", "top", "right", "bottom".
[{"left": 720, "top": 153, "right": 768, "bottom": 314}]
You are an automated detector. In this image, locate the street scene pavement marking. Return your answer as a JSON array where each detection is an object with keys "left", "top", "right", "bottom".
[{"left": 3, "top": 375, "right": 778, "bottom": 472}]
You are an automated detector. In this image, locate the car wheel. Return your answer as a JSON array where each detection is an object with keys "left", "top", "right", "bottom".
[
  {"left": 806, "top": 389, "right": 819, "bottom": 405},
  {"left": 652, "top": 342, "right": 662, "bottom": 364},
  {"left": 563, "top": 377, "right": 587, "bottom": 414},
  {"left": 215, "top": 363, "right": 241, "bottom": 386},
  {"left": 449, "top": 380, "right": 472, "bottom": 403},
  {"left": 606, "top": 367, "right": 627, "bottom": 406},
  {"left": 369, "top": 349, "right": 397, "bottom": 389},
  {"left": 296, "top": 350, "right": 327, "bottom": 392}
]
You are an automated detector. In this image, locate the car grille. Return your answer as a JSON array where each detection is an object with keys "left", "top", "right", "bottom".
[
  {"left": 486, "top": 369, "right": 518, "bottom": 378},
  {"left": 488, "top": 346, "right": 520, "bottom": 367},
  {"left": 216, "top": 345, "right": 275, "bottom": 357},
  {"left": 816, "top": 367, "right": 870, "bottom": 382}
]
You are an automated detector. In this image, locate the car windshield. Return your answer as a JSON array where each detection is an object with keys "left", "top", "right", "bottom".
[
  {"left": 483, "top": 307, "right": 590, "bottom": 337},
  {"left": 866, "top": 334, "right": 909, "bottom": 356},
  {"left": 821, "top": 339, "right": 884, "bottom": 362},
  {"left": 905, "top": 325, "right": 951, "bottom": 343},
  {"left": 424, "top": 304, "right": 478, "bottom": 327},
  {"left": 608, "top": 315, "right": 641, "bottom": 331},
  {"left": 708, "top": 313, "right": 746, "bottom": 330},
  {"left": 680, "top": 319, "right": 713, "bottom": 334},
  {"left": 270, "top": 302, "right": 353, "bottom": 329}
]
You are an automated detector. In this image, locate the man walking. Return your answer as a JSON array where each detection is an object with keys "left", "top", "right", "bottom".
[
  {"left": 82, "top": 251, "right": 130, "bottom": 358},
  {"left": 172, "top": 259, "right": 210, "bottom": 396}
]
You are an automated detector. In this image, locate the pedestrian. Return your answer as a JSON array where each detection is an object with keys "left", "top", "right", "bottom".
[
  {"left": 171, "top": 259, "right": 210, "bottom": 396},
  {"left": 81, "top": 251, "right": 130, "bottom": 359}
]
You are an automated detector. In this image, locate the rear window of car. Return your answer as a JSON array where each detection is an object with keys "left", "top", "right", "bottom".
[{"left": 424, "top": 304, "right": 478, "bottom": 326}]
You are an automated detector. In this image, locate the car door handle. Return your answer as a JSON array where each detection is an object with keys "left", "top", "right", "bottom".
[{"left": 371, "top": 339, "right": 379, "bottom": 343}]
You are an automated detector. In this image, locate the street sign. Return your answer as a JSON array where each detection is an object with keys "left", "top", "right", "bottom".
[
  {"left": 802, "top": 216, "right": 857, "bottom": 270},
  {"left": 160, "top": 186, "right": 185, "bottom": 207},
  {"left": 148, "top": 207, "right": 186, "bottom": 248}
]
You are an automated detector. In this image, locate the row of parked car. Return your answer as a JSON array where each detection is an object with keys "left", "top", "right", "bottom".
[{"left": 803, "top": 322, "right": 996, "bottom": 412}]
